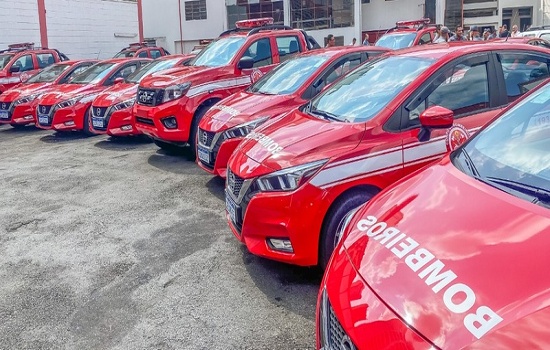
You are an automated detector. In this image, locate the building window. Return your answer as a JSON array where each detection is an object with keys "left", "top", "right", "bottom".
[
  {"left": 185, "top": 0, "right": 207, "bottom": 21},
  {"left": 226, "top": 0, "right": 284, "bottom": 29},
  {"left": 503, "top": 7, "right": 532, "bottom": 32},
  {"left": 290, "top": 0, "right": 354, "bottom": 30}
]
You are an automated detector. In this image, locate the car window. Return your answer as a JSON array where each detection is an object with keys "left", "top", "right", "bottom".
[
  {"left": 498, "top": 53, "right": 550, "bottom": 103},
  {"left": 26, "top": 63, "right": 71, "bottom": 83},
  {"left": 113, "top": 64, "right": 138, "bottom": 81},
  {"left": 137, "top": 51, "right": 148, "bottom": 58},
  {"left": 191, "top": 36, "right": 246, "bottom": 67},
  {"left": 12, "top": 55, "right": 34, "bottom": 72},
  {"left": 375, "top": 33, "right": 416, "bottom": 50},
  {"left": 36, "top": 53, "right": 55, "bottom": 68},
  {"left": 408, "top": 61, "right": 490, "bottom": 126},
  {"left": 540, "top": 33, "right": 550, "bottom": 41},
  {"left": 69, "top": 62, "right": 116, "bottom": 84},
  {"left": 150, "top": 50, "right": 162, "bottom": 59},
  {"left": 325, "top": 55, "right": 362, "bottom": 85},
  {"left": 276, "top": 36, "right": 301, "bottom": 63},
  {"left": 243, "top": 38, "right": 272, "bottom": 68},
  {"left": 418, "top": 32, "right": 432, "bottom": 45}
]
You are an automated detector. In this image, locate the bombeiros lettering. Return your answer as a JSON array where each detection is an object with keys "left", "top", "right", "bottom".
[
  {"left": 245, "top": 131, "right": 283, "bottom": 155},
  {"left": 356, "top": 215, "right": 503, "bottom": 339}
]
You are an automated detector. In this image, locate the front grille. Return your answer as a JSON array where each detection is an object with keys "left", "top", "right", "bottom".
[
  {"left": 37, "top": 105, "right": 53, "bottom": 126},
  {"left": 136, "top": 88, "right": 163, "bottom": 106},
  {"left": 198, "top": 128, "right": 216, "bottom": 147},
  {"left": 135, "top": 116, "right": 155, "bottom": 126},
  {"left": 226, "top": 168, "right": 245, "bottom": 198},
  {"left": 328, "top": 302, "right": 357, "bottom": 350},
  {"left": 0, "top": 102, "right": 12, "bottom": 111},
  {"left": 37, "top": 105, "right": 53, "bottom": 115},
  {"left": 91, "top": 106, "right": 108, "bottom": 118}
]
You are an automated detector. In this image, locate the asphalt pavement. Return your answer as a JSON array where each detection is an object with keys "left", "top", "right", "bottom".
[{"left": 0, "top": 124, "right": 320, "bottom": 350}]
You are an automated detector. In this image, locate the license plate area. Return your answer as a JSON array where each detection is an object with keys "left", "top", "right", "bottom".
[
  {"left": 225, "top": 191, "right": 239, "bottom": 224},
  {"left": 197, "top": 145, "right": 210, "bottom": 163},
  {"left": 0, "top": 110, "right": 9, "bottom": 119},
  {"left": 92, "top": 117, "right": 104, "bottom": 128},
  {"left": 38, "top": 114, "right": 49, "bottom": 124}
]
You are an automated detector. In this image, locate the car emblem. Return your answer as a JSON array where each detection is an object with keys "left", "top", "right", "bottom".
[
  {"left": 227, "top": 171, "right": 236, "bottom": 192},
  {"left": 201, "top": 131, "right": 208, "bottom": 145},
  {"left": 41, "top": 106, "right": 46, "bottom": 114},
  {"left": 1, "top": 103, "right": 6, "bottom": 109},
  {"left": 96, "top": 108, "right": 101, "bottom": 116}
]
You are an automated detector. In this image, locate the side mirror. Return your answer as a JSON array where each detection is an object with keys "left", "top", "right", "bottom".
[
  {"left": 113, "top": 77, "right": 125, "bottom": 84},
  {"left": 237, "top": 56, "right": 254, "bottom": 70},
  {"left": 9, "top": 66, "right": 21, "bottom": 73},
  {"left": 419, "top": 105, "right": 454, "bottom": 128}
]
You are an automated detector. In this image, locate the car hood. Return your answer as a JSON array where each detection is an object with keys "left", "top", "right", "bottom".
[
  {"left": 38, "top": 84, "right": 102, "bottom": 105},
  {"left": 92, "top": 83, "right": 136, "bottom": 107},
  {"left": 139, "top": 65, "right": 228, "bottom": 89},
  {"left": 0, "top": 82, "right": 52, "bottom": 102},
  {"left": 231, "top": 108, "right": 364, "bottom": 176},
  {"left": 203, "top": 91, "right": 296, "bottom": 132},
  {"left": 343, "top": 157, "right": 550, "bottom": 349}
]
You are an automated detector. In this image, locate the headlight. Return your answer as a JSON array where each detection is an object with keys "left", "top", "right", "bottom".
[
  {"left": 111, "top": 98, "right": 135, "bottom": 112},
  {"left": 256, "top": 159, "right": 327, "bottom": 192},
  {"left": 334, "top": 206, "right": 361, "bottom": 247},
  {"left": 162, "top": 82, "right": 191, "bottom": 103},
  {"left": 54, "top": 97, "right": 79, "bottom": 110},
  {"left": 78, "top": 93, "right": 99, "bottom": 104},
  {"left": 13, "top": 93, "right": 41, "bottom": 106},
  {"left": 223, "top": 116, "right": 269, "bottom": 139}
]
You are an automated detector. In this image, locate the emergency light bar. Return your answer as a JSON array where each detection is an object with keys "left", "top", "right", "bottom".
[
  {"left": 396, "top": 18, "right": 431, "bottom": 27},
  {"left": 235, "top": 17, "right": 274, "bottom": 29},
  {"left": 8, "top": 42, "right": 35, "bottom": 51}
]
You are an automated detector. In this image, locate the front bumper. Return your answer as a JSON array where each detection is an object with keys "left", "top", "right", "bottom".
[
  {"left": 317, "top": 247, "right": 432, "bottom": 350},
  {"left": 224, "top": 169, "right": 327, "bottom": 267},
  {"left": 196, "top": 128, "right": 242, "bottom": 178},
  {"left": 133, "top": 99, "right": 189, "bottom": 144},
  {"left": 90, "top": 107, "right": 139, "bottom": 137},
  {"left": 0, "top": 103, "right": 35, "bottom": 125}
]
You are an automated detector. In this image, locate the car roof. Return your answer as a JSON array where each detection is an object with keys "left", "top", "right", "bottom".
[
  {"left": 57, "top": 59, "right": 98, "bottom": 66},
  {"left": 300, "top": 46, "right": 391, "bottom": 58},
  {"left": 100, "top": 57, "right": 150, "bottom": 64},
  {"left": 393, "top": 41, "right": 550, "bottom": 60}
]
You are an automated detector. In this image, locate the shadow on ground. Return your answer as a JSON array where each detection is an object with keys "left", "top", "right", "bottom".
[
  {"left": 242, "top": 245, "right": 322, "bottom": 320},
  {"left": 0, "top": 125, "right": 46, "bottom": 134},
  {"left": 147, "top": 150, "right": 201, "bottom": 175},
  {"left": 204, "top": 176, "right": 225, "bottom": 201},
  {"left": 40, "top": 132, "right": 97, "bottom": 143},
  {"left": 94, "top": 136, "right": 152, "bottom": 151}
]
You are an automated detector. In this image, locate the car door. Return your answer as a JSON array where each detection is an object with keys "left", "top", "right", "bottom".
[
  {"left": 9, "top": 54, "right": 36, "bottom": 82},
  {"left": 238, "top": 37, "right": 278, "bottom": 84},
  {"left": 393, "top": 52, "right": 504, "bottom": 175}
]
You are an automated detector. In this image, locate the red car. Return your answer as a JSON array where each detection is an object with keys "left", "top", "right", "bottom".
[
  {"left": 134, "top": 18, "right": 319, "bottom": 156},
  {"left": 317, "top": 79, "right": 550, "bottom": 350},
  {"left": 0, "top": 43, "right": 69, "bottom": 93},
  {"left": 375, "top": 19, "right": 437, "bottom": 50},
  {"left": 0, "top": 60, "right": 97, "bottom": 128},
  {"left": 89, "top": 54, "right": 194, "bottom": 137},
  {"left": 35, "top": 58, "right": 150, "bottom": 134},
  {"left": 114, "top": 42, "right": 170, "bottom": 59},
  {"left": 196, "top": 46, "right": 390, "bottom": 177},
  {"left": 224, "top": 42, "right": 550, "bottom": 268}
]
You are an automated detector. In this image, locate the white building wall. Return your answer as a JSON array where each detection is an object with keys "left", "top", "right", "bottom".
[
  {"left": 361, "top": 0, "right": 425, "bottom": 31},
  {"left": 499, "top": 0, "right": 540, "bottom": 25},
  {"left": 45, "top": 0, "right": 139, "bottom": 59},
  {"left": 0, "top": 0, "right": 41, "bottom": 49}
]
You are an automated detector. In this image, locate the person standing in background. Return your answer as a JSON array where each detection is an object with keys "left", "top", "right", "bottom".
[
  {"left": 362, "top": 33, "right": 370, "bottom": 45},
  {"left": 349, "top": 38, "right": 357, "bottom": 46},
  {"left": 511, "top": 25, "right": 521, "bottom": 37},
  {"left": 449, "top": 26, "right": 467, "bottom": 41},
  {"left": 326, "top": 34, "right": 336, "bottom": 48}
]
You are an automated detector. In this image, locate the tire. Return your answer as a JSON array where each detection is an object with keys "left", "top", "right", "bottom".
[
  {"left": 188, "top": 102, "right": 216, "bottom": 161},
  {"left": 153, "top": 139, "right": 184, "bottom": 154},
  {"left": 82, "top": 107, "right": 93, "bottom": 136},
  {"left": 319, "top": 189, "right": 375, "bottom": 270}
]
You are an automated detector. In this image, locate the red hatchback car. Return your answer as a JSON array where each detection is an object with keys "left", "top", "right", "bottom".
[
  {"left": 317, "top": 80, "right": 550, "bottom": 350},
  {"left": 224, "top": 42, "right": 550, "bottom": 268},
  {"left": 35, "top": 58, "right": 150, "bottom": 134},
  {"left": 89, "top": 54, "right": 194, "bottom": 137},
  {"left": 0, "top": 60, "right": 96, "bottom": 128},
  {"left": 196, "top": 46, "right": 390, "bottom": 177}
]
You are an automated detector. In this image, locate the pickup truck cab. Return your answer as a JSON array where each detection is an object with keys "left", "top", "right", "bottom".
[
  {"left": 0, "top": 43, "right": 69, "bottom": 93},
  {"left": 375, "top": 19, "right": 437, "bottom": 50},
  {"left": 114, "top": 42, "right": 170, "bottom": 59},
  {"left": 134, "top": 17, "right": 318, "bottom": 156},
  {"left": 0, "top": 60, "right": 96, "bottom": 128}
]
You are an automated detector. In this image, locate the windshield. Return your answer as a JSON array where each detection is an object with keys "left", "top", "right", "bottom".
[
  {"left": 308, "top": 55, "right": 434, "bottom": 123},
  {"left": 453, "top": 83, "right": 550, "bottom": 207},
  {"left": 26, "top": 63, "right": 71, "bottom": 83},
  {"left": 191, "top": 37, "right": 246, "bottom": 67},
  {"left": 0, "top": 54, "right": 13, "bottom": 69},
  {"left": 69, "top": 62, "right": 116, "bottom": 84},
  {"left": 249, "top": 55, "right": 329, "bottom": 95},
  {"left": 375, "top": 33, "right": 416, "bottom": 50},
  {"left": 126, "top": 58, "right": 181, "bottom": 83},
  {"left": 114, "top": 50, "right": 136, "bottom": 58}
]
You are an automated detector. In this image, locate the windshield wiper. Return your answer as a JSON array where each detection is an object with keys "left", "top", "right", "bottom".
[
  {"left": 485, "top": 177, "right": 550, "bottom": 204},
  {"left": 309, "top": 107, "right": 341, "bottom": 122},
  {"left": 459, "top": 148, "right": 482, "bottom": 179},
  {"left": 256, "top": 90, "right": 277, "bottom": 95}
]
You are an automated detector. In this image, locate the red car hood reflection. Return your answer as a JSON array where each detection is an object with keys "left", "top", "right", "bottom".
[
  {"left": 205, "top": 91, "right": 293, "bottom": 131},
  {"left": 93, "top": 83, "right": 136, "bottom": 107},
  {"left": 38, "top": 84, "right": 102, "bottom": 105},
  {"left": 232, "top": 109, "right": 364, "bottom": 174},
  {"left": 343, "top": 157, "right": 550, "bottom": 349},
  {"left": 0, "top": 83, "right": 53, "bottom": 102}
]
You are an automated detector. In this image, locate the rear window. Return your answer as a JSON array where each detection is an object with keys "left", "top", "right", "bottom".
[
  {"left": 0, "top": 54, "right": 13, "bottom": 69},
  {"left": 26, "top": 63, "right": 71, "bottom": 83},
  {"left": 375, "top": 33, "right": 416, "bottom": 50},
  {"left": 69, "top": 62, "right": 116, "bottom": 84}
]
